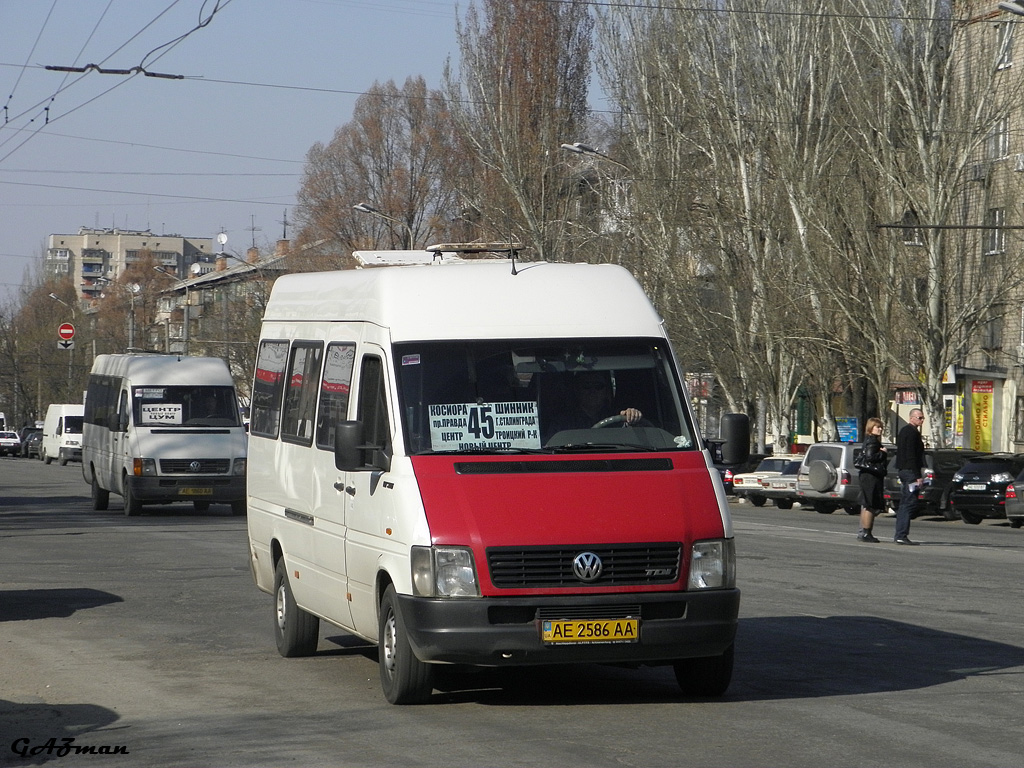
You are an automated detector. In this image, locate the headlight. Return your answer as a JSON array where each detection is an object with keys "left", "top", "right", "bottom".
[
  {"left": 410, "top": 546, "right": 479, "bottom": 598},
  {"left": 688, "top": 539, "right": 736, "bottom": 590},
  {"left": 233, "top": 458, "right": 247, "bottom": 476},
  {"left": 133, "top": 458, "right": 157, "bottom": 477}
]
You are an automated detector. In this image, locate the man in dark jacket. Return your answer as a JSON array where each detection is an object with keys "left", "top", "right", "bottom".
[{"left": 894, "top": 408, "right": 926, "bottom": 545}]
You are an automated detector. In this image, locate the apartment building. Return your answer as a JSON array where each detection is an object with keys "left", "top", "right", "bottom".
[{"left": 45, "top": 227, "right": 214, "bottom": 302}]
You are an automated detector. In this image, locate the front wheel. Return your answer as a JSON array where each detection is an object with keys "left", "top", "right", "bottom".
[
  {"left": 273, "top": 558, "right": 319, "bottom": 657},
  {"left": 123, "top": 476, "right": 142, "bottom": 517},
  {"left": 91, "top": 474, "right": 109, "bottom": 511},
  {"left": 378, "top": 585, "right": 433, "bottom": 704},
  {"left": 674, "top": 643, "right": 734, "bottom": 698}
]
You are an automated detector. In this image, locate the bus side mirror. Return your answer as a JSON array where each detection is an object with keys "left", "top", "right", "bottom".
[
  {"left": 335, "top": 421, "right": 364, "bottom": 470},
  {"left": 719, "top": 413, "right": 750, "bottom": 465}
]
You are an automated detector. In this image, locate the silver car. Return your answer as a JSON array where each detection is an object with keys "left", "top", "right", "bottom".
[{"left": 795, "top": 441, "right": 893, "bottom": 515}]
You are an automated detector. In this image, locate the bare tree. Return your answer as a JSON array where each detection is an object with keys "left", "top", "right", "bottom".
[
  {"left": 295, "top": 77, "right": 461, "bottom": 263},
  {"left": 445, "top": 0, "right": 593, "bottom": 260}
]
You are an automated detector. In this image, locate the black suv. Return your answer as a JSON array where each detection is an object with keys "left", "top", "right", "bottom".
[{"left": 948, "top": 454, "right": 1024, "bottom": 525}]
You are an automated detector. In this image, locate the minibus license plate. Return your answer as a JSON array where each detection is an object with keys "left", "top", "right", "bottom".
[
  {"left": 179, "top": 487, "right": 213, "bottom": 496},
  {"left": 541, "top": 618, "right": 639, "bottom": 644},
  {"left": 963, "top": 483, "right": 987, "bottom": 491}
]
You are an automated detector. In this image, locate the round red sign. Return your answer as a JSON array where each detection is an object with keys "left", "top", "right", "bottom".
[{"left": 58, "top": 323, "right": 75, "bottom": 340}]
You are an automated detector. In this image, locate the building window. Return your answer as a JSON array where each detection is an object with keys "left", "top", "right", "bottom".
[
  {"left": 983, "top": 208, "right": 1006, "bottom": 255},
  {"left": 1016, "top": 397, "right": 1024, "bottom": 442},
  {"left": 986, "top": 117, "right": 1009, "bottom": 160},
  {"left": 982, "top": 305, "right": 1005, "bottom": 351},
  {"left": 901, "top": 209, "right": 923, "bottom": 245},
  {"left": 998, "top": 21, "right": 1015, "bottom": 70}
]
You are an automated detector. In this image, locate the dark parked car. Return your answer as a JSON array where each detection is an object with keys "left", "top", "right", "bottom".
[
  {"left": 18, "top": 427, "right": 42, "bottom": 458},
  {"left": 948, "top": 454, "right": 1024, "bottom": 525},
  {"left": 707, "top": 439, "right": 764, "bottom": 495},
  {"left": 23, "top": 431, "right": 42, "bottom": 459},
  {"left": 884, "top": 449, "right": 984, "bottom": 520}
]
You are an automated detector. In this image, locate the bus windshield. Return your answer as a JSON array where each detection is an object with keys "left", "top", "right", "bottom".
[
  {"left": 131, "top": 386, "right": 240, "bottom": 427},
  {"left": 393, "top": 338, "right": 696, "bottom": 455}
]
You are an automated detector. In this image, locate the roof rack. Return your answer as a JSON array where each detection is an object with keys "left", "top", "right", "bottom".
[{"left": 425, "top": 241, "right": 525, "bottom": 255}]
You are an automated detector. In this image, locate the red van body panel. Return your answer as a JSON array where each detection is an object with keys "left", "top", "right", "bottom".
[{"left": 411, "top": 451, "right": 724, "bottom": 596}]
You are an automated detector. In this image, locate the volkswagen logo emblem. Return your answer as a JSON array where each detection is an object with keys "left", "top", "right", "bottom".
[
  {"left": 572, "top": 551, "right": 603, "bottom": 582},
  {"left": 189, "top": 460, "right": 202, "bottom": 473}
]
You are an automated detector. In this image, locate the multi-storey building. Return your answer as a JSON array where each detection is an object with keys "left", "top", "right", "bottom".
[{"left": 45, "top": 228, "right": 214, "bottom": 303}]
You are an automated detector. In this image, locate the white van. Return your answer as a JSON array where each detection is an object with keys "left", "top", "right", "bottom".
[
  {"left": 246, "top": 252, "right": 748, "bottom": 704},
  {"left": 41, "top": 403, "right": 84, "bottom": 465},
  {"left": 82, "top": 353, "right": 248, "bottom": 516}
]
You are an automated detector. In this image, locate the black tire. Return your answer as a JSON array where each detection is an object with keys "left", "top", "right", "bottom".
[
  {"left": 58, "top": 452, "right": 68, "bottom": 466},
  {"left": 749, "top": 495, "right": 766, "bottom": 507},
  {"left": 813, "top": 502, "right": 835, "bottom": 515},
  {"left": 43, "top": 450, "right": 52, "bottom": 465},
  {"left": 776, "top": 499, "right": 794, "bottom": 510},
  {"left": 960, "top": 511, "right": 983, "bottom": 525},
  {"left": 843, "top": 505, "right": 860, "bottom": 516},
  {"left": 1009, "top": 519, "right": 1023, "bottom": 529},
  {"left": 674, "top": 643, "right": 734, "bottom": 698},
  {"left": 273, "top": 558, "right": 319, "bottom": 657},
  {"left": 807, "top": 460, "right": 837, "bottom": 492},
  {"left": 378, "top": 584, "right": 433, "bottom": 704},
  {"left": 123, "top": 476, "right": 142, "bottom": 517},
  {"left": 91, "top": 474, "right": 109, "bottom": 511},
  {"left": 231, "top": 499, "right": 247, "bottom": 516}
]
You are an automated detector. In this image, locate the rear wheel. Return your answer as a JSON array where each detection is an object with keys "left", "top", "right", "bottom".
[
  {"left": 674, "top": 643, "right": 734, "bottom": 698},
  {"left": 273, "top": 558, "right": 319, "bottom": 657},
  {"left": 91, "top": 474, "right": 109, "bottom": 511},
  {"left": 960, "top": 510, "right": 983, "bottom": 525},
  {"left": 378, "top": 585, "right": 433, "bottom": 704},
  {"left": 58, "top": 452, "right": 68, "bottom": 466},
  {"left": 749, "top": 495, "right": 766, "bottom": 507},
  {"left": 813, "top": 502, "right": 835, "bottom": 515},
  {"left": 1009, "top": 519, "right": 1023, "bottom": 529},
  {"left": 43, "top": 449, "right": 52, "bottom": 465},
  {"left": 776, "top": 499, "right": 794, "bottom": 510}
]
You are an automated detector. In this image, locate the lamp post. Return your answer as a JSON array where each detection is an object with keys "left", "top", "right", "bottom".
[
  {"left": 153, "top": 266, "right": 190, "bottom": 355},
  {"left": 353, "top": 202, "right": 415, "bottom": 249},
  {"left": 560, "top": 142, "right": 631, "bottom": 171},
  {"left": 999, "top": 1, "right": 1024, "bottom": 15}
]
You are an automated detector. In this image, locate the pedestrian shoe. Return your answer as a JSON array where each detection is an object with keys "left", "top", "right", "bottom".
[
  {"left": 894, "top": 537, "right": 919, "bottom": 546},
  {"left": 857, "top": 532, "right": 880, "bottom": 543}
]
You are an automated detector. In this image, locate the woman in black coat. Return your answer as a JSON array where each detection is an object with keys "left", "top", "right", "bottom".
[{"left": 858, "top": 417, "right": 889, "bottom": 542}]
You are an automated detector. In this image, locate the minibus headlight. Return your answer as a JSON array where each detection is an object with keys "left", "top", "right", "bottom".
[
  {"left": 410, "top": 546, "right": 480, "bottom": 598},
  {"left": 233, "top": 458, "right": 247, "bottom": 476},
  {"left": 133, "top": 458, "right": 157, "bottom": 477},
  {"left": 688, "top": 539, "right": 736, "bottom": 590}
]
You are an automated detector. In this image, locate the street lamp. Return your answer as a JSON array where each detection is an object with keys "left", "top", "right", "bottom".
[
  {"left": 352, "top": 202, "right": 415, "bottom": 249},
  {"left": 999, "top": 1, "right": 1024, "bottom": 16},
  {"left": 153, "top": 266, "right": 190, "bottom": 355},
  {"left": 559, "top": 142, "right": 631, "bottom": 171}
]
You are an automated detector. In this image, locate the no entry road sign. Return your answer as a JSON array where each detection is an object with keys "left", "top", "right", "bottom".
[{"left": 58, "top": 323, "right": 75, "bottom": 340}]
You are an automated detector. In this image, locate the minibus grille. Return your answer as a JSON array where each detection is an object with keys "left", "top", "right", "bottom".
[
  {"left": 159, "top": 458, "right": 231, "bottom": 474},
  {"left": 487, "top": 543, "right": 681, "bottom": 588}
]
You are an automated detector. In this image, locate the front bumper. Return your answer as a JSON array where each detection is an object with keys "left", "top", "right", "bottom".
[
  {"left": 126, "top": 475, "right": 245, "bottom": 504},
  {"left": 397, "top": 589, "right": 740, "bottom": 666}
]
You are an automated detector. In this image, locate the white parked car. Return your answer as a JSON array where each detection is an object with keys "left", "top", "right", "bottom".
[
  {"left": 0, "top": 431, "right": 22, "bottom": 457},
  {"left": 733, "top": 456, "right": 798, "bottom": 507}
]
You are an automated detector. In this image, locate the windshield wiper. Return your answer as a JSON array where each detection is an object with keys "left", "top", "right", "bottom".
[{"left": 548, "top": 442, "right": 660, "bottom": 453}]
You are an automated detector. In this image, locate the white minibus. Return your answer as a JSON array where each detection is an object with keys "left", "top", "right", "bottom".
[
  {"left": 82, "top": 353, "right": 248, "bottom": 516},
  {"left": 41, "top": 403, "right": 84, "bottom": 465},
  {"left": 247, "top": 251, "right": 748, "bottom": 704}
]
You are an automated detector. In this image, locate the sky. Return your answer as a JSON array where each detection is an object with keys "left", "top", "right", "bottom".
[{"left": 0, "top": 0, "right": 463, "bottom": 300}]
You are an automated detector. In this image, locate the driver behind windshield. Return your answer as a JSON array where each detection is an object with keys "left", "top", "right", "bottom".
[{"left": 550, "top": 371, "right": 643, "bottom": 432}]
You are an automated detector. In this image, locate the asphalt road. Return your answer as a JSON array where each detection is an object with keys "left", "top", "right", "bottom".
[{"left": 1, "top": 456, "right": 1023, "bottom": 767}]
